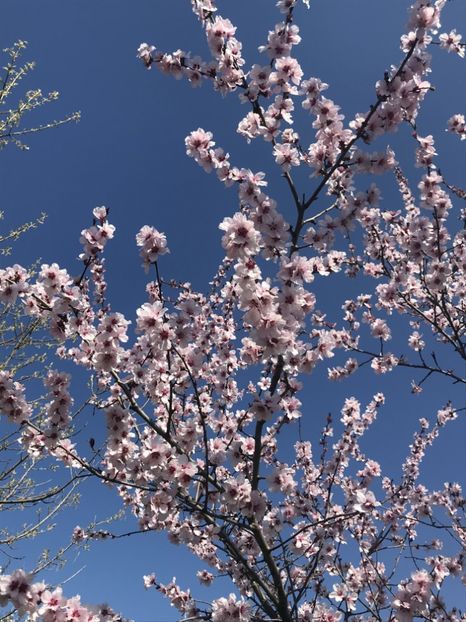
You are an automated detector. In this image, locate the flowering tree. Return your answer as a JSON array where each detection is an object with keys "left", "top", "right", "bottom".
[{"left": 0, "top": 1, "right": 464, "bottom": 621}]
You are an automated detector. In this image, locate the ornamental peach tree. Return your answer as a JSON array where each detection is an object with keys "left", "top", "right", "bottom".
[{"left": 0, "top": 1, "right": 465, "bottom": 621}]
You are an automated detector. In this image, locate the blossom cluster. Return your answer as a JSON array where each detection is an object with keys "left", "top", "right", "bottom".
[
  {"left": 20, "top": 370, "right": 78, "bottom": 465},
  {"left": 0, "top": 569, "right": 125, "bottom": 622},
  {"left": 447, "top": 113, "right": 466, "bottom": 140}
]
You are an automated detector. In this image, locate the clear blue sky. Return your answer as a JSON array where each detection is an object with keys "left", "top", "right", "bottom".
[{"left": 0, "top": 1, "right": 465, "bottom": 620}]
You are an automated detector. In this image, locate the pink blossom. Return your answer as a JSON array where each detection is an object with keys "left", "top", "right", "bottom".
[
  {"left": 439, "top": 29, "right": 465, "bottom": 57},
  {"left": 212, "top": 594, "right": 250, "bottom": 622},
  {"left": 447, "top": 113, "right": 466, "bottom": 139},
  {"left": 136, "top": 226, "right": 169, "bottom": 269},
  {"left": 273, "top": 142, "right": 300, "bottom": 171},
  {"left": 219, "top": 213, "right": 261, "bottom": 259},
  {"left": 137, "top": 43, "right": 155, "bottom": 67}
]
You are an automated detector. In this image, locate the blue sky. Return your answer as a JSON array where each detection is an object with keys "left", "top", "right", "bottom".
[{"left": 0, "top": 1, "right": 465, "bottom": 620}]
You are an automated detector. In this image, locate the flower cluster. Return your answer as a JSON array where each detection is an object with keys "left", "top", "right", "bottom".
[
  {"left": 0, "top": 370, "right": 32, "bottom": 424},
  {"left": 0, "top": 264, "right": 29, "bottom": 305},
  {"left": 211, "top": 594, "right": 251, "bottom": 622},
  {"left": 0, "top": 569, "right": 125, "bottom": 621},
  {"left": 393, "top": 570, "right": 433, "bottom": 622},
  {"left": 447, "top": 113, "right": 466, "bottom": 140},
  {"left": 80, "top": 206, "right": 115, "bottom": 260},
  {"left": 136, "top": 225, "right": 169, "bottom": 271},
  {"left": 19, "top": 370, "right": 79, "bottom": 466}
]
